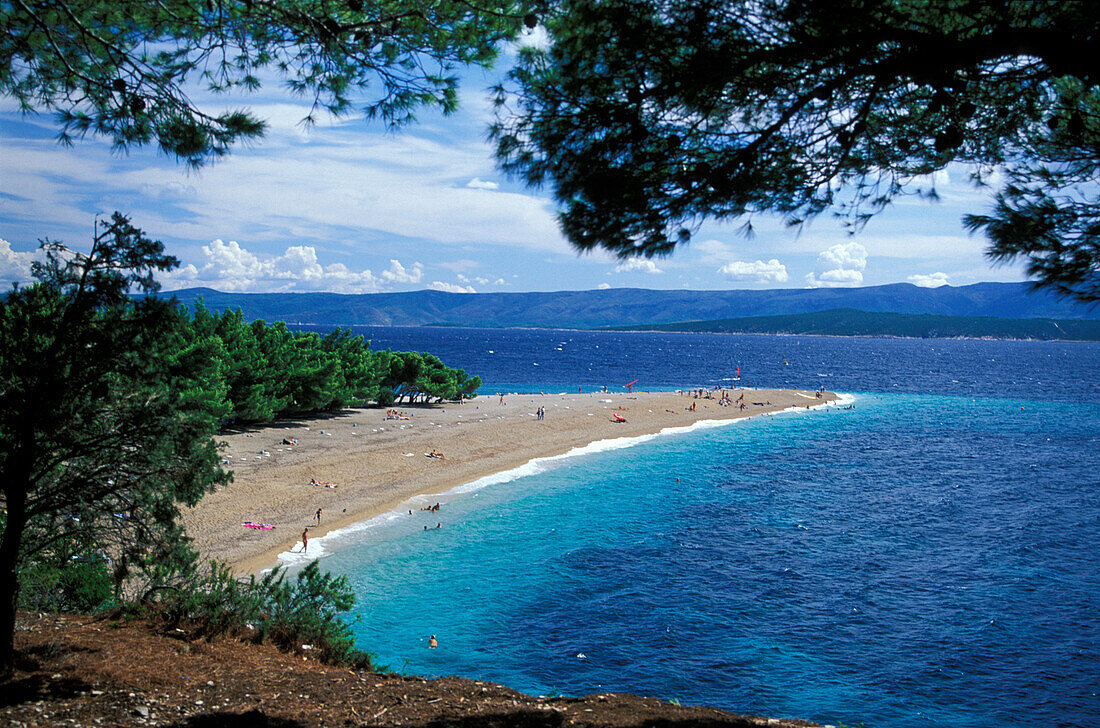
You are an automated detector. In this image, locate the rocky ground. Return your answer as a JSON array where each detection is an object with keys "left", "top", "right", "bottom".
[{"left": 2, "top": 613, "right": 827, "bottom": 728}]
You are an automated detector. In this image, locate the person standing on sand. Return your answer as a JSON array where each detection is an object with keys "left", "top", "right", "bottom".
[
  {"left": 301, "top": 527, "right": 309, "bottom": 553},
  {"left": 315, "top": 508, "right": 322, "bottom": 525}
]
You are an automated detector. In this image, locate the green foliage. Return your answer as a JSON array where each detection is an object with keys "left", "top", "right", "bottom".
[
  {"left": 150, "top": 561, "right": 373, "bottom": 669},
  {"left": 0, "top": 0, "right": 531, "bottom": 167},
  {"left": 376, "top": 387, "right": 397, "bottom": 408},
  {"left": 0, "top": 212, "right": 231, "bottom": 675},
  {"left": 493, "top": 0, "right": 1100, "bottom": 300},
  {"left": 18, "top": 545, "right": 115, "bottom": 614},
  {"left": 0, "top": 212, "right": 480, "bottom": 675},
  {"left": 189, "top": 309, "right": 479, "bottom": 424}
]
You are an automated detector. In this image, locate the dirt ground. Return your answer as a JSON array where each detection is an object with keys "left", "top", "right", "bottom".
[{"left": 3, "top": 612, "right": 826, "bottom": 728}]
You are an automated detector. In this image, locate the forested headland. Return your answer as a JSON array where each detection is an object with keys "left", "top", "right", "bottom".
[{"left": 185, "top": 303, "right": 482, "bottom": 425}]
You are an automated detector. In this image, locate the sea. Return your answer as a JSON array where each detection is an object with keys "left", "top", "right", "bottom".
[{"left": 292, "top": 327, "right": 1100, "bottom": 728}]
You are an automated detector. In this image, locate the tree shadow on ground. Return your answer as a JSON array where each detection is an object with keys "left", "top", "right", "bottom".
[
  {"left": 167, "top": 709, "right": 306, "bottom": 728},
  {"left": 0, "top": 674, "right": 91, "bottom": 707},
  {"left": 217, "top": 401, "right": 453, "bottom": 436},
  {"left": 423, "top": 711, "right": 760, "bottom": 728}
]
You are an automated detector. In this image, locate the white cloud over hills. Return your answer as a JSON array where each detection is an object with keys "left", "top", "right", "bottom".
[
  {"left": 718, "top": 258, "right": 789, "bottom": 284},
  {"left": 613, "top": 258, "right": 663, "bottom": 274},
  {"left": 428, "top": 281, "right": 477, "bottom": 293},
  {"left": 908, "top": 272, "right": 950, "bottom": 287},
  {"left": 806, "top": 242, "right": 867, "bottom": 288},
  {"left": 162, "top": 239, "right": 423, "bottom": 294}
]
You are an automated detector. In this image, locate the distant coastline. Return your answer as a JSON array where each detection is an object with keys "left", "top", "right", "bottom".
[
  {"left": 159, "top": 281, "right": 1100, "bottom": 334},
  {"left": 605, "top": 308, "right": 1100, "bottom": 342}
]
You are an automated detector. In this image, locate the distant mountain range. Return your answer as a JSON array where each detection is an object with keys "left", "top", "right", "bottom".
[
  {"left": 161, "top": 283, "right": 1099, "bottom": 335},
  {"left": 613, "top": 308, "right": 1100, "bottom": 340}
]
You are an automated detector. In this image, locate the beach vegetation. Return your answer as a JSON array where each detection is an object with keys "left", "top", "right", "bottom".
[
  {"left": 0, "top": 213, "right": 230, "bottom": 676},
  {"left": 0, "top": 0, "right": 533, "bottom": 168},
  {"left": 491, "top": 0, "right": 1100, "bottom": 301},
  {"left": 137, "top": 560, "right": 373, "bottom": 669},
  {"left": 0, "top": 215, "right": 481, "bottom": 675},
  {"left": 187, "top": 308, "right": 479, "bottom": 424},
  {"left": 14, "top": 538, "right": 115, "bottom": 614}
]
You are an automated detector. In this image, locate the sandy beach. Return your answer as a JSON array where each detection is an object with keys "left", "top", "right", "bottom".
[{"left": 182, "top": 387, "right": 839, "bottom": 574}]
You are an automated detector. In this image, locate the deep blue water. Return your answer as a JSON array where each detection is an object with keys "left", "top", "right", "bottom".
[
  {"left": 303, "top": 325, "right": 1100, "bottom": 404},
  {"left": 302, "top": 328, "right": 1100, "bottom": 728}
]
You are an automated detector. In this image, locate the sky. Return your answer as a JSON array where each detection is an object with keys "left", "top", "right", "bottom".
[{"left": 0, "top": 42, "right": 1031, "bottom": 296}]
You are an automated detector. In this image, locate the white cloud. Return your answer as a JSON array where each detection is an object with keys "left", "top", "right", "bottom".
[
  {"left": 0, "top": 102, "right": 571, "bottom": 259},
  {"left": 159, "top": 239, "right": 421, "bottom": 293},
  {"left": 380, "top": 259, "right": 423, "bottom": 284},
  {"left": 455, "top": 273, "right": 505, "bottom": 286},
  {"left": 596, "top": 282, "right": 611, "bottom": 289},
  {"left": 908, "top": 271, "right": 950, "bottom": 288},
  {"left": 466, "top": 178, "right": 499, "bottom": 190},
  {"left": 0, "top": 238, "right": 39, "bottom": 284},
  {"left": 805, "top": 242, "right": 868, "bottom": 288},
  {"left": 613, "top": 258, "right": 663, "bottom": 274},
  {"left": 718, "top": 259, "right": 789, "bottom": 284},
  {"left": 428, "top": 281, "right": 476, "bottom": 293}
]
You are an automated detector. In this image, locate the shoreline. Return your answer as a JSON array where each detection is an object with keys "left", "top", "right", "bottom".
[{"left": 182, "top": 388, "right": 841, "bottom": 575}]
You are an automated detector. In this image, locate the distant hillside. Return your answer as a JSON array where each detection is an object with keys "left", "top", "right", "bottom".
[
  {"left": 612, "top": 308, "right": 1100, "bottom": 341},
  {"left": 160, "top": 282, "right": 1099, "bottom": 330}
]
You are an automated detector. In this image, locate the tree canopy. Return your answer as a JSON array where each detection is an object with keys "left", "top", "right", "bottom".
[
  {"left": 492, "top": 0, "right": 1100, "bottom": 301},
  {"left": 0, "top": 213, "right": 230, "bottom": 675},
  {"left": 0, "top": 212, "right": 484, "bottom": 676},
  {"left": 1, "top": 0, "right": 531, "bottom": 166},
  {"left": 189, "top": 305, "right": 482, "bottom": 423}
]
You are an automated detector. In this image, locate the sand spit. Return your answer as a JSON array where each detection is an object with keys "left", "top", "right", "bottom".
[{"left": 183, "top": 388, "right": 840, "bottom": 574}]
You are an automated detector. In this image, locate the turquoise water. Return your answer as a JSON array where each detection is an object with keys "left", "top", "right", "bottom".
[{"left": 320, "top": 390, "right": 1100, "bottom": 728}]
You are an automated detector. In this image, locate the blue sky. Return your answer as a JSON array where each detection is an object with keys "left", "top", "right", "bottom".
[{"left": 0, "top": 45, "right": 1030, "bottom": 295}]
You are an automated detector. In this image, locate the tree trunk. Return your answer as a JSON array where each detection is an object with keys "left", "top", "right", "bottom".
[{"left": 0, "top": 480, "right": 27, "bottom": 678}]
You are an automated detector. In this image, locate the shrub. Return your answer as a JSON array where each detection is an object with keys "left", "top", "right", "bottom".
[
  {"left": 147, "top": 560, "right": 373, "bottom": 669},
  {"left": 19, "top": 548, "right": 115, "bottom": 614}
]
